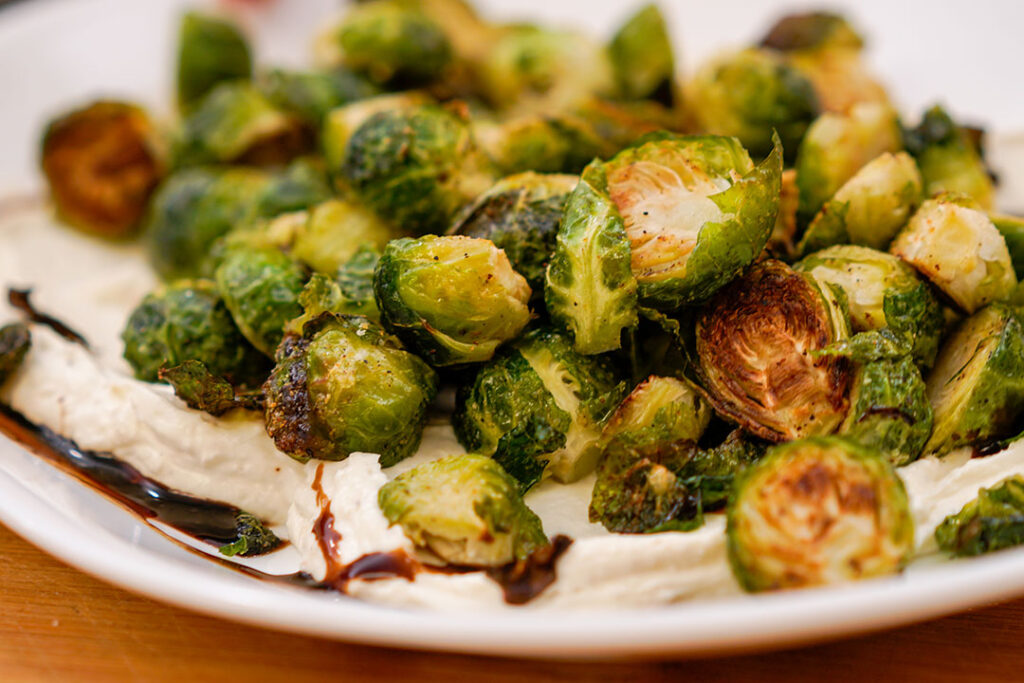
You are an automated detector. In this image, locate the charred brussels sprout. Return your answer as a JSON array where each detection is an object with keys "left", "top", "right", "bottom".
[
  {"left": 0, "top": 323, "right": 31, "bottom": 387},
  {"left": 797, "top": 152, "right": 922, "bottom": 255},
  {"left": 727, "top": 437, "right": 913, "bottom": 591},
  {"left": 478, "top": 26, "right": 615, "bottom": 115},
  {"left": 340, "top": 104, "right": 496, "bottom": 235},
  {"left": 590, "top": 431, "right": 763, "bottom": 533},
  {"left": 935, "top": 476, "right": 1024, "bottom": 557},
  {"left": 795, "top": 245, "right": 944, "bottom": 368},
  {"left": 796, "top": 103, "right": 903, "bottom": 225},
  {"left": 258, "top": 68, "right": 379, "bottom": 127},
  {"left": 264, "top": 313, "right": 437, "bottom": 464},
  {"left": 450, "top": 172, "right": 576, "bottom": 293},
  {"left": 289, "top": 198, "right": 399, "bottom": 275},
  {"left": 891, "top": 195, "right": 1016, "bottom": 314},
  {"left": 603, "top": 133, "right": 783, "bottom": 309},
  {"left": 374, "top": 236, "right": 531, "bottom": 366},
  {"left": 839, "top": 356, "right": 933, "bottom": 466},
  {"left": 176, "top": 12, "right": 252, "bottom": 111},
  {"left": 608, "top": 4, "right": 676, "bottom": 103},
  {"left": 696, "top": 260, "right": 852, "bottom": 442},
  {"left": 378, "top": 453, "right": 548, "bottom": 566},
  {"left": 685, "top": 48, "right": 819, "bottom": 159},
  {"left": 173, "top": 82, "right": 310, "bottom": 168},
  {"left": 453, "top": 327, "right": 626, "bottom": 489},
  {"left": 214, "top": 244, "right": 308, "bottom": 357},
  {"left": 923, "top": 304, "right": 1024, "bottom": 456},
  {"left": 991, "top": 214, "right": 1024, "bottom": 280},
  {"left": 316, "top": 0, "right": 452, "bottom": 87},
  {"left": 121, "top": 280, "right": 267, "bottom": 386},
  {"left": 905, "top": 105, "right": 995, "bottom": 211},
  {"left": 322, "top": 92, "right": 432, "bottom": 172},
  {"left": 601, "top": 376, "right": 710, "bottom": 450},
  {"left": 40, "top": 101, "right": 164, "bottom": 238}
]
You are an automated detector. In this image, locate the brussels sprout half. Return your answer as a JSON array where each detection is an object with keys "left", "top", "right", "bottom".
[
  {"left": 0, "top": 323, "right": 31, "bottom": 387},
  {"left": 316, "top": 0, "right": 453, "bottom": 88},
  {"left": 264, "top": 313, "right": 438, "bottom": 465},
  {"left": 601, "top": 375, "right": 711, "bottom": 451},
  {"left": 450, "top": 172, "right": 576, "bottom": 294},
  {"left": 378, "top": 453, "right": 549, "bottom": 567},
  {"left": 924, "top": 304, "right": 1024, "bottom": 457},
  {"left": 795, "top": 245, "right": 944, "bottom": 368},
  {"left": 935, "top": 476, "right": 1024, "bottom": 557},
  {"left": 727, "top": 437, "right": 913, "bottom": 592},
  {"left": 289, "top": 198, "right": 400, "bottom": 276},
  {"left": 608, "top": 4, "right": 676, "bottom": 104},
  {"left": 122, "top": 280, "right": 268, "bottom": 386},
  {"left": 478, "top": 25, "right": 615, "bottom": 115},
  {"left": 890, "top": 195, "right": 1017, "bottom": 314},
  {"left": 340, "top": 104, "right": 496, "bottom": 236},
  {"left": 796, "top": 151, "right": 922, "bottom": 255},
  {"left": 374, "top": 235, "right": 532, "bottom": 367},
  {"left": 214, "top": 243, "right": 308, "bottom": 357},
  {"left": 696, "top": 259, "right": 852, "bottom": 442},
  {"left": 796, "top": 102, "right": 903, "bottom": 225},
  {"left": 604, "top": 133, "right": 783, "bottom": 309},
  {"left": 904, "top": 105, "right": 995, "bottom": 211},
  {"left": 838, "top": 356, "right": 933, "bottom": 466},
  {"left": 685, "top": 48, "right": 819, "bottom": 160},
  {"left": 173, "top": 82, "right": 311, "bottom": 169},
  {"left": 176, "top": 12, "right": 252, "bottom": 112},
  {"left": 453, "top": 327, "right": 626, "bottom": 489},
  {"left": 40, "top": 101, "right": 164, "bottom": 238}
]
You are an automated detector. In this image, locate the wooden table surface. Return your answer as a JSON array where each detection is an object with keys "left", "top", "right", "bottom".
[{"left": 2, "top": 523, "right": 1023, "bottom": 682}]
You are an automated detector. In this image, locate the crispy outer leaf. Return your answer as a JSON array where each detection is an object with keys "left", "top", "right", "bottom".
[
  {"left": 159, "top": 360, "right": 251, "bottom": 416},
  {"left": 935, "top": 476, "right": 1024, "bottom": 557}
]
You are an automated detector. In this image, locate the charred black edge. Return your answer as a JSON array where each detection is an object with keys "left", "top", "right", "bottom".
[
  {"left": 263, "top": 333, "right": 317, "bottom": 462},
  {"left": 8, "top": 288, "right": 89, "bottom": 348}
]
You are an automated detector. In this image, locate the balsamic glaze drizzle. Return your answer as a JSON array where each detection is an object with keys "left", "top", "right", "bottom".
[{"left": 7, "top": 289, "right": 89, "bottom": 348}]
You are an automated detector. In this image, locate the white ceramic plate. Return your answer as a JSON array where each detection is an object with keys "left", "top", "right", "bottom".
[{"left": 2, "top": 0, "right": 1024, "bottom": 660}]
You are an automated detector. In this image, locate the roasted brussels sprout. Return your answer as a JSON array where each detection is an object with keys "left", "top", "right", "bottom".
[
  {"left": 696, "top": 260, "right": 852, "bottom": 442},
  {"left": 608, "top": 133, "right": 783, "bottom": 309},
  {"left": 378, "top": 453, "right": 549, "bottom": 566},
  {"left": 601, "top": 375, "right": 711, "bottom": 450},
  {"left": 923, "top": 303, "right": 1024, "bottom": 456},
  {"left": 453, "top": 327, "right": 626, "bottom": 489},
  {"left": 685, "top": 48, "right": 819, "bottom": 159},
  {"left": 172, "top": 82, "right": 311, "bottom": 168},
  {"left": 838, "top": 356, "right": 933, "bottom": 466},
  {"left": 608, "top": 4, "right": 676, "bottom": 103},
  {"left": 252, "top": 157, "right": 334, "bottom": 219},
  {"left": 727, "top": 437, "right": 913, "bottom": 591},
  {"left": 214, "top": 243, "right": 308, "bottom": 357},
  {"left": 904, "top": 105, "right": 995, "bottom": 211},
  {"left": 935, "top": 476, "right": 1024, "bottom": 557},
  {"left": 334, "top": 245, "right": 381, "bottom": 319},
  {"left": 796, "top": 151, "right": 922, "bottom": 255},
  {"left": 374, "top": 236, "right": 531, "bottom": 366},
  {"left": 450, "top": 172, "right": 576, "bottom": 293},
  {"left": 340, "top": 104, "right": 496, "bottom": 235},
  {"left": 121, "top": 280, "right": 267, "bottom": 386},
  {"left": 258, "top": 68, "right": 379, "bottom": 126},
  {"left": 176, "top": 12, "right": 252, "bottom": 111},
  {"left": 0, "top": 323, "right": 31, "bottom": 387},
  {"left": 590, "top": 431, "right": 763, "bottom": 533},
  {"left": 40, "top": 101, "right": 164, "bottom": 238},
  {"left": 473, "top": 116, "right": 596, "bottom": 176},
  {"left": 478, "top": 25, "right": 615, "bottom": 115},
  {"left": 890, "top": 195, "right": 1017, "bottom": 314},
  {"left": 795, "top": 245, "right": 944, "bottom": 368},
  {"left": 544, "top": 161, "right": 637, "bottom": 355},
  {"left": 321, "top": 92, "right": 432, "bottom": 172},
  {"left": 992, "top": 213, "right": 1024, "bottom": 280},
  {"left": 761, "top": 12, "right": 888, "bottom": 114},
  {"left": 264, "top": 313, "right": 437, "bottom": 464},
  {"left": 289, "top": 198, "right": 399, "bottom": 275},
  {"left": 796, "top": 102, "right": 903, "bottom": 225},
  {"left": 316, "top": 0, "right": 453, "bottom": 87}
]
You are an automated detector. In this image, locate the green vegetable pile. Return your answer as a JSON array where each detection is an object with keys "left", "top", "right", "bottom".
[{"left": 36, "top": 3, "right": 1024, "bottom": 587}]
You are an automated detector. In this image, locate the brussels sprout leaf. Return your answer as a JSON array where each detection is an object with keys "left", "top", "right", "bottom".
[
  {"left": 159, "top": 360, "right": 262, "bottom": 416},
  {"left": 219, "top": 511, "right": 281, "bottom": 557},
  {"left": 935, "top": 476, "right": 1024, "bottom": 557}
]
